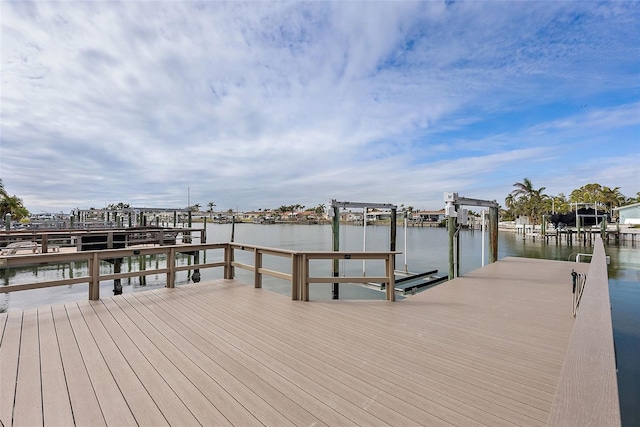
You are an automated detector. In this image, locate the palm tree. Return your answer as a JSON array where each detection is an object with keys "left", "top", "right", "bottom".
[
  {"left": 0, "top": 179, "right": 29, "bottom": 221},
  {"left": 0, "top": 195, "right": 28, "bottom": 221},
  {"left": 601, "top": 186, "right": 625, "bottom": 215},
  {"left": 511, "top": 178, "right": 547, "bottom": 226},
  {"left": 504, "top": 194, "right": 516, "bottom": 219},
  {"left": 627, "top": 192, "right": 640, "bottom": 204}
]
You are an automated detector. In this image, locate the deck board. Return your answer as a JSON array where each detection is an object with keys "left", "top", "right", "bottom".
[
  {"left": 0, "top": 256, "right": 590, "bottom": 426},
  {"left": 50, "top": 304, "right": 106, "bottom": 426},
  {"left": 13, "top": 308, "right": 43, "bottom": 426},
  {"left": 39, "top": 306, "right": 75, "bottom": 426},
  {"left": 64, "top": 303, "right": 138, "bottom": 426},
  {"left": 0, "top": 311, "right": 21, "bottom": 427}
]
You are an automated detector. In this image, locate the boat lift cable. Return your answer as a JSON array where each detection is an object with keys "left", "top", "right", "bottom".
[
  {"left": 362, "top": 207, "right": 366, "bottom": 277},
  {"left": 404, "top": 215, "right": 408, "bottom": 273},
  {"left": 453, "top": 224, "right": 462, "bottom": 278},
  {"left": 341, "top": 214, "right": 346, "bottom": 276}
]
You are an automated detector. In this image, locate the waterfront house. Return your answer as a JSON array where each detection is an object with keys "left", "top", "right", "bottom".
[
  {"left": 415, "top": 209, "right": 446, "bottom": 222},
  {"left": 613, "top": 202, "right": 640, "bottom": 225}
]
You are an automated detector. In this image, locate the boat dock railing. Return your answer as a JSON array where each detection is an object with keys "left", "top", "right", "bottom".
[
  {"left": 548, "top": 236, "right": 620, "bottom": 426},
  {"left": 0, "top": 227, "right": 206, "bottom": 253},
  {"left": 0, "top": 243, "right": 399, "bottom": 302}
]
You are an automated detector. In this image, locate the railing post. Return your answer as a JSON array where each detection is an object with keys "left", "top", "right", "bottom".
[
  {"left": 386, "top": 253, "right": 395, "bottom": 301},
  {"left": 88, "top": 252, "right": 100, "bottom": 300},
  {"left": 302, "top": 254, "right": 309, "bottom": 302},
  {"left": 223, "top": 244, "right": 230, "bottom": 279},
  {"left": 167, "top": 247, "right": 176, "bottom": 288},
  {"left": 254, "top": 248, "right": 262, "bottom": 288},
  {"left": 291, "top": 254, "right": 299, "bottom": 300},
  {"left": 224, "top": 244, "right": 235, "bottom": 279}
]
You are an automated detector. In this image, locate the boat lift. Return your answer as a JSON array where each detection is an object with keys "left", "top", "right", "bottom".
[
  {"left": 329, "top": 200, "right": 396, "bottom": 299},
  {"left": 329, "top": 199, "right": 446, "bottom": 298},
  {"left": 444, "top": 192, "right": 499, "bottom": 279}
]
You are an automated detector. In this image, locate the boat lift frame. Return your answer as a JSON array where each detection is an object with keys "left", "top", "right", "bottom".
[
  {"left": 329, "top": 200, "right": 397, "bottom": 299},
  {"left": 444, "top": 193, "right": 499, "bottom": 280}
]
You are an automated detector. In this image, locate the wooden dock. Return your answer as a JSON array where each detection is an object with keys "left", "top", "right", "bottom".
[{"left": 1, "top": 253, "right": 619, "bottom": 426}]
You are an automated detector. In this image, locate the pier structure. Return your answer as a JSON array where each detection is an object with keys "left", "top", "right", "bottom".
[
  {"left": 506, "top": 223, "right": 639, "bottom": 246},
  {"left": 0, "top": 227, "right": 205, "bottom": 256},
  {"left": 72, "top": 207, "right": 193, "bottom": 229},
  {"left": 0, "top": 237, "right": 620, "bottom": 426}
]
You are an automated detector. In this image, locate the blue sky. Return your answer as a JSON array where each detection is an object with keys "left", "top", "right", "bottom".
[{"left": 1, "top": 1, "right": 638, "bottom": 213}]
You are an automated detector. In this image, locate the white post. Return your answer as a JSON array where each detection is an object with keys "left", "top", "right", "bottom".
[
  {"left": 481, "top": 210, "right": 487, "bottom": 267},
  {"left": 404, "top": 215, "right": 408, "bottom": 273},
  {"left": 362, "top": 207, "right": 367, "bottom": 276}
]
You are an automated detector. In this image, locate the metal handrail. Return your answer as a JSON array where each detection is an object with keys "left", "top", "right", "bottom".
[{"left": 571, "top": 269, "right": 587, "bottom": 317}]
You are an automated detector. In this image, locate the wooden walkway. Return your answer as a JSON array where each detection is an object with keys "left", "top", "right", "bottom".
[{"left": 1, "top": 257, "right": 588, "bottom": 426}]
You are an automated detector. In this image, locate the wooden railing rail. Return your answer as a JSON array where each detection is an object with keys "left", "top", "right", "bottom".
[
  {"left": 548, "top": 236, "right": 620, "bottom": 426},
  {"left": 0, "top": 243, "right": 227, "bottom": 300},
  {"left": 0, "top": 243, "right": 399, "bottom": 302},
  {"left": 227, "top": 243, "right": 298, "bottom": 291},
  {"left": 297, "top": 251, "right": 398, "bottom": 301}
]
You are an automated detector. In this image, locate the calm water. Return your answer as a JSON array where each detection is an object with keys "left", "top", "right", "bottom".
[{"left": 1, "top": 223, "right": 638, "bottom": 424}]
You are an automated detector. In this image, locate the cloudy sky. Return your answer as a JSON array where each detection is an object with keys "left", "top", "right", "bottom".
[{"left": 2, "top": 1, "right": 639, "bottom": 213}]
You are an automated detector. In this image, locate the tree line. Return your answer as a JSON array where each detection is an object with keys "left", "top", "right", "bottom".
[{"left": 503, "top": 178, "right": 639, "bottom": 226}]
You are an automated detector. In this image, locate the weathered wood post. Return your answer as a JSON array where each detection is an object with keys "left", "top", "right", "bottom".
[
  {"left": 89, "top": 252, "right": 100, "bottom": 300},
  {"left": 254, "top": 248, "right": 262, "bottom": 289},
  {"left": 202, "top": 217, "right": 207, "bottom": 243},
  {"left": 386, "top": 253, "right": 395, "bottom": 302},
  {"left": 331, "top": 205, "right": 340, "bottom": 299},
  {"left": 139, "top": 253, "right": 147, "bottom": 286},
  {"left": 291, "top": 253, "right": 300, "bottom": 300},
  {"left": 113, "top": 258, "right": 122, "bottom": 295},
  {"left": 489, "top": 206, "right": 498, "bottom": 264},
  {"left": 191, "top": 251, "right": 201, "bottom": 282},
  {"left": 390, "top": 208, "right": 397, "bottom": 272},
  {"left": 448, "top": 210, "right": 457, "bottom": 280},
  {"left": 231, "top": 215, "right": 236, "bottom": 242},
  {"left": 167, "top": 247, "right": 176, "bottom": 288}
]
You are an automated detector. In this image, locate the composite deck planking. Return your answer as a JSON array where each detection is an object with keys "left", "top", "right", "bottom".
[{"left": 1, "top": 256, "right": 588, "bottom": 426}]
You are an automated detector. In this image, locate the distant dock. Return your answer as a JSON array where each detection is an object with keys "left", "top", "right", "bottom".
[{"left": 501, "top": 223, "right": 639, "bottom": 246}]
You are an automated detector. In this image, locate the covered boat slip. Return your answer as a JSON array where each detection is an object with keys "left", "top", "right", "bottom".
[{"left": 0, "top": 255, "right": 617, "bottom": 426}]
